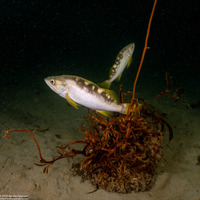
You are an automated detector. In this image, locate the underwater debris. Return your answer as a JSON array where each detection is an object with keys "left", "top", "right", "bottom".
[
  {"left": 173, "top": 88, "right": 184, "bottom": 100},
  {"left": 149, "top": 72, "right": 186, "bottom": 105}
]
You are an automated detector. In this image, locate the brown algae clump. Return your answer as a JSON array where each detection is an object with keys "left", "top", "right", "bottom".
[{"left": 70, "top": 99, "right": 172, "bottom": 193}]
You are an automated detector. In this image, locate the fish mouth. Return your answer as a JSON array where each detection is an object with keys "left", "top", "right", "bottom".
[
  {"left": 44, "top": 78, "right": 51, "bottom": 88},
  {"left": 44, "top": 78, "right": 48, "bottom": 83},
  {"left": 129, "top": 43, "right": 135, "bottom": 54},
  {"left": 44, "top": 78, "right": 55, "bottom": 91},
  {"left": 44, "top": 77, "right": 63, "bottom": 95},
  {"left": 130, "top": 43, "right": 135, "bottom": 50}
]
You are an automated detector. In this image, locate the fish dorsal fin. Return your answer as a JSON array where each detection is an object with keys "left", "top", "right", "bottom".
[
  {"left": 98, "top": 80, "right": 111, "bottom": 89},
  {"left": 96, "top": 110, "right": 112, "bottom": 117},
  {"left": 65, "top": 93, "right": 79, "bottom": 109},
  {"left": 127, "top": 56, "right": 132, "bottom": 68}
]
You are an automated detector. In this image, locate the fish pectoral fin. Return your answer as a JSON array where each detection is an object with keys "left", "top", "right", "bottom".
[
  {"left": 65, "top": 93, "right": 79, "bottom": 109},
  {"left": 96, "top": 110, "right": 112, "bottom": 117},
  {"left": 116, "top": 74, "right": 122, "bottom": 82},
  {"left": 127, "top": 56, "right": 132, "bottom": 68}
]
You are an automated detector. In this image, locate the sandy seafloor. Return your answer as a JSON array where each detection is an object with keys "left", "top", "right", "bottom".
[{"left": 0, "top": 73, "right": 200, "bottom": 200}]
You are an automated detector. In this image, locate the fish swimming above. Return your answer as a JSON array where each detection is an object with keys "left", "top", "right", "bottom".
[
  {"left": 99, "top": 43, "right": 135, "bottom": 89},
  {"left": 44, "top": 75, "right": 130, "bottom": 116}
]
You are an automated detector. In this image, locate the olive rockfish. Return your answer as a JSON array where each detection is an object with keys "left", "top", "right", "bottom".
[
  {"left": 99, "top": 43, "right": 135, "bottom": 89},
  {"left": 44, "top": 75, "right": 130, "bottom": 116}
]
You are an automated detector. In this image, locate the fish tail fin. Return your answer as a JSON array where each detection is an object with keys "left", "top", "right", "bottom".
[
  {"left": 122, "top": 103, "right": 130, "bottom": 115},
  {"left": 98, "top": 80, "right": 111, "bottom": 89},
  {"left": 122, "top": 103, "right": 142, "bottom": 115}
]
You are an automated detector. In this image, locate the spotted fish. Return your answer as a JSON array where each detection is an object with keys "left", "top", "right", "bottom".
[
  {"left": 99, "top": 43, "right": 135, "bottom": 89},
  {"left": 44, "top": 75, "right": 130, "bottom": 116}
]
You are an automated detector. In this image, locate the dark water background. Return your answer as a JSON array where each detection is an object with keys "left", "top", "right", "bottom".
[{"left": 0, "top": 0, "right": 199, "bottom": 104}]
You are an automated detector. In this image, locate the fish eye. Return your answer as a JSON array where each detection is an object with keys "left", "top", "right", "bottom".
[{"left": 50, "top": 79, "right": 55, "bottom": 85}]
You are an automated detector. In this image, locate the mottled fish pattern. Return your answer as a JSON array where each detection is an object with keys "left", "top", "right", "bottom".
[
  {"left": 45, "top": 75, "right": 129, "bottom": 116},
  {"left": 99, "top": 43, "right": 135, "bottom": 89}
]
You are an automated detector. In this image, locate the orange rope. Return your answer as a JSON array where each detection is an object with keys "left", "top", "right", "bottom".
[{"left": 130, "top": 0, "right": 157, "bottom": 108}]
